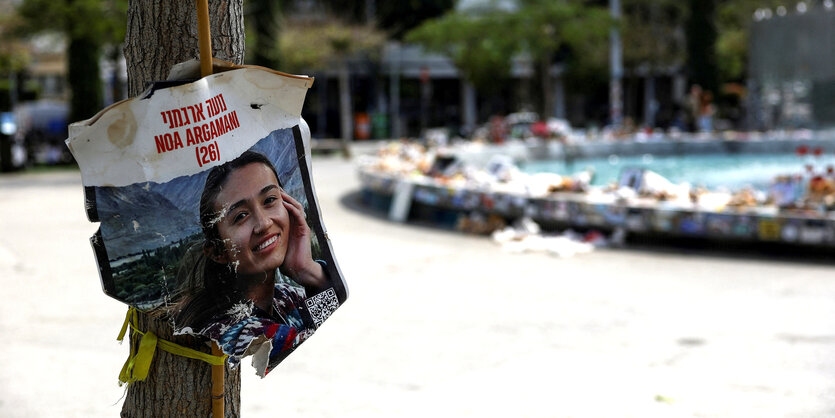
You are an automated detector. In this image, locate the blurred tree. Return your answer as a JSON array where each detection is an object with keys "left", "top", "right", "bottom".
[
  {"left": 104, "top": 0, "right": 128, "bottom": 103},
  {"left": 244, "top": 1, "right": 453, "bottom": 69},
  {"left": 406, "top": 1, "right": 610, "bottom": 117},
  {"left": 512, "top": 0, "right": 610, "bottom": 117},
  {"left": 249, "top": 0, "right": 282, "bottom": 68},
  {"left": 621, "top": 0, "right": 686, "bottom": 70},
  {"left": 319, "top": 0, "right": 454, "bottom": 38},
  {"left": 0, "top": 12, "right": 29, "bottom": 75},
  {"left": 620, "top": 0, "right": 687, "bottom": 126},
  {"left": 405, "top": 10, "right": 517, "bottom": 93},
  {"left": 318, "top": 0, "right": 370, "bottom": 24},
  {"left": 240, "top": 1, "right": 453, "bottom": 142},
  {"left": 17, "top": 0, "right": 127, "bottom": 122},
  {"left": 714, "top": 0, "right": 790, "bottom": 84},
  {"left": 282, "top": 17, "right": 384, "bottom": 153},
  {"left": 277, "top": 19, "right": 385, "bottom": 73},
  {"left": 619, "top": 0, "right": 784, "bottom": 125},
  {"left": 0, "top": 9, "right": 30, "bottom": 110},
  {"left": 685, "top": 0, "right": 719, "bottom": 95},
  {"left": 375, "top": 1, "right": 455, "bottom": 39},
  {"left": 713, "top": 0, "right": 795, "bottom": 126}
]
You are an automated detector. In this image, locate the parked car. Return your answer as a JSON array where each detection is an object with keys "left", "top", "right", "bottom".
[
  {"left": 15, "top": 100, "right": 72, "bottom": 165},
  {"left": 0, "top": 112, "right": 27, "bottom": 171}
]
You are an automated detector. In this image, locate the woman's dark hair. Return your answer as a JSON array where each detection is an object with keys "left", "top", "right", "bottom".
[{"left": 174, "top": 150, "right": 281, "bottom": 330}]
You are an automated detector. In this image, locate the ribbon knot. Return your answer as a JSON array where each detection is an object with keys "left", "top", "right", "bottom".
[{"left": 117, "top": 307, "right": 227, "bottom": 386}]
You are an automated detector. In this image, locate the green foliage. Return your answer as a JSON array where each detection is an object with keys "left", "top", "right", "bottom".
[
  {"left": 406, "top": 0, "right": 611, "bottom": 98},
  {"left": 16, "top": 0, "right": 126, "bottom": 119},
  {"left": 317, "top": 0, "right": 366, "bottom": 24},
  {"left": 248, "top": 0, "right": 282, "bottom": 69},
  {"left": 622, "top": 0, "right": 805, "bottom": 87},
  {"left": 113, "top": 235, "right": 201, "bottom": 306},
  {"left": 685, "top": 0, "right": 795, "bottom": 91},
  {"left": 17, "top": 0, "right": 126, "bottom": 43},
  {"left": 622, "top": 0, "right": 687, "bottom": 69},
  {"left": 0, "top": 12, "right": 30, "bottom": 74},
  {"left": 716, "top": 28, "right": 746, "bottom": 83},
  {"left": 318, "top": 0, "right": 455, "bottom": 39},
  {"left": 512, "top": 0, "right": 610, "bottom": 63},
  {"left": 251, "top": 0, "right": 453, "bottom": 71},
  {"left": 278, "top": 19, "right": 386, "bottom": 73},
  {"left": 376, "top": 0, "right": 455, "bottom": 39},
  {"left": 547, "top": 3, "right": 612, "bottom": 89},
  {"left": 715, "top": 3, "right": 748, "bottom": 83},
  {"left": 714, "top": 0, "right": 792, "bottom": 83},
  {"left": 406, "top": 11, "right": 517, "bottom": 92}
]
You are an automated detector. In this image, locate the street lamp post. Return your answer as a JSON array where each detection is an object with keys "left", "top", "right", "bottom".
[{"left": 610, "top": 0, "right": 623, "bottom": 127}]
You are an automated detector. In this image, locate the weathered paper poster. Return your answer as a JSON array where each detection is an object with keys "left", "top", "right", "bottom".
[{"left": 66, "top": 63, "right": 347, "bottom": 376}]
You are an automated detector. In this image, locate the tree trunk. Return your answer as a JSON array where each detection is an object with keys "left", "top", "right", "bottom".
[
  {"left": 388, "top": 47, "right": 401, "bottom": 139},
  {"left": 460, "top": 80, "right": 477, "bottom": 137},
  {"left": 68, "top": 36, "right": 103, "bottom": 122},
  {"left": 109, "top": 45, "right": 124, "bottom": 104},
  {"left": 122, "top": 1, "right": 244, "bottom": 417},
  {"left": 644, "top": 73, "right": 656, "bottom": 128},
  {"left": 685, "top": 0, "right": 718, "bottom": 96},
  {"left": 540, "top": 59, "right": 553, "bottom": 119},
  {"left": 338, "top": 60, "right": 353, "bottom": 157},
  {"left": 251, "top": 0, "right": 281, "bottom": 69},
  {"left": 124, "top": 0, "right": 245, "bottom": 97}
]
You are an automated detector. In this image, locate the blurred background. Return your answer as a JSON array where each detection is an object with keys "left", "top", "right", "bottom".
[
  {"left": 3, "top": 0, "right": 835, "bottom": 161},
  {"left": 3, "top": 1, "right": 835, "bottom": 417}
]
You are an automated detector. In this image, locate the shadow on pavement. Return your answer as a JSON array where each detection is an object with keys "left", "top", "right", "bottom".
[
  {"left": 339, "top": 189, "right": 390, "bottom": 222},
  {"left": 620, "top": 234, "right": 835, "bottom": 266}
]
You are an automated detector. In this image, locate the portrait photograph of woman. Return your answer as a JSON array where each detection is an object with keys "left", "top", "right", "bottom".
[{"left": 92, "top": 127, "right": 346, "bottom": 375}]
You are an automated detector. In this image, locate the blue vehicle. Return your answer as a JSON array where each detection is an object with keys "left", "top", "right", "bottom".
[
  {"left": 15, "top": 100, "right": 71, "bottom": 165},
  {"left": 0, "top": 112, "right": 27, "bottom": 171}
]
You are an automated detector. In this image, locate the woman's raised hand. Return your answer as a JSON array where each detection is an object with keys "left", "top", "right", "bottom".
[{"left": 279, "top": 190, "right": 327, "bottom": 291}]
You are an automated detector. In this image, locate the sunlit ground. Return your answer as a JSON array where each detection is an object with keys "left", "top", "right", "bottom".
[{"left": 1, "top": 151, "right": 834, "bottom": 417}]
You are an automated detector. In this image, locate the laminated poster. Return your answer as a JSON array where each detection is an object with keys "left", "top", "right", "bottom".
[{"left": 66, "top": 63, "right": 348, "bottom": 377}]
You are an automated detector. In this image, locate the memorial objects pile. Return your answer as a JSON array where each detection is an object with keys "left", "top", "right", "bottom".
[{"left": 358, "top": 141, "right": 835, "bottom": 247}]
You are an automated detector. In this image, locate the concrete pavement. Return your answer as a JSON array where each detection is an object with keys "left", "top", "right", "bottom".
[{"left": 1, "top": 152, "right": 835, "bottom": 417}]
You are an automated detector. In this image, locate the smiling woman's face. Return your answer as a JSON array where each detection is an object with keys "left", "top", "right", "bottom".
[{"left": 213, "top": 162, "right": 289, "bottom": 277}]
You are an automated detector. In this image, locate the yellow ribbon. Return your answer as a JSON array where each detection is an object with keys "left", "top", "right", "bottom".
[{"left": 117, "top": 307, "right": 227, "bottom": 386}]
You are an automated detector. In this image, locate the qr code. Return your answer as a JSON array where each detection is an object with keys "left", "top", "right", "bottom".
[{"left": 305, "top": 287, "right": 339, "bottom": 328}]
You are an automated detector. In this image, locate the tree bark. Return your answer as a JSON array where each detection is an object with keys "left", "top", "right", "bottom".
[
  {"left": 124, "top": 0, "right": 245, "bottom": 97},
  {"left": 122, "top": 1, "right": 244, "bottom": 417}
]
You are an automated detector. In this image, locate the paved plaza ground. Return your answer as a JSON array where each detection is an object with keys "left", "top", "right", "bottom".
[{"left": 1, "top": 150, "right": 835, "bottom": 417}]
